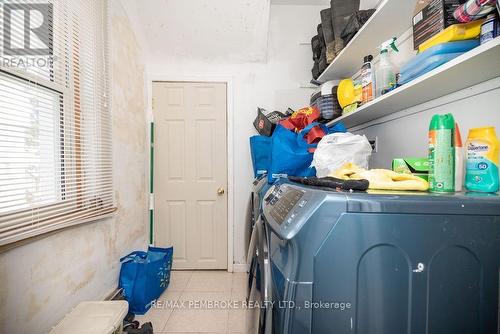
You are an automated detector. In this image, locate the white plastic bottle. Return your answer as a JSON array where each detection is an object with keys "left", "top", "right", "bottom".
[{"left": 375, "top": 37, "right": 399, "bottom": 97}]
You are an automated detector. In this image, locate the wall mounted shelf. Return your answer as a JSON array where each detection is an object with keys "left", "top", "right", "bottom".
[
  {"left": 326, "top": 38, "right": 500, "bottom": 128},
  {"left": 317, "top": 0, "right": 416, "bottom": 82}
]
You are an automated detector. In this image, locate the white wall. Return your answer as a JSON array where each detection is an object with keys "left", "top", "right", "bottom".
[
  {"left": 0, "top": 2, "right": 148, "bottom": 333},
  {"left": 122, "top": 1, "right": 325, "bottom": 266}
]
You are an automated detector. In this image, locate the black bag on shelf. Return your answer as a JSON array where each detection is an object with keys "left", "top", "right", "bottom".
[
  {"left": 318, "top": 48, "right": 328, "bottom": 73},
  {"left": 330, "top": 0, "right": 360, "bottom": 54},
  {"left": 321, "top": 8, "right": 335, "bottom": 44},
  {"left": 317, "top": 24, "right": 326, "bottom": 48},
  {"left": 312, "top": 60, "right": 320, "bottom": 80},
  {"left": 311, "top": 35, "right": 321, "bottom": 61},
  {"left": 330, "top": 0, "right": 360, "bottom": 38},
  {"left": 340, "top": 9, "right": 376, "bottom": 46},
  {"left": 321, "top": 8, "right": 336, "bottom": 63}
]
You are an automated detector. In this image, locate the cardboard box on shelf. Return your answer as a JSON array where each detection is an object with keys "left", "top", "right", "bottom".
[{"left": 412, "top": 0, "right": 465, "bottom": 50}]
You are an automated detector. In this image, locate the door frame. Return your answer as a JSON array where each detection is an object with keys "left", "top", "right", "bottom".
[{"left": 146, "top": 73, "right": 234, "bottom": 272}]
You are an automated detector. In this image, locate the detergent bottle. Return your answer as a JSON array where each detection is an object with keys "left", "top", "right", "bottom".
[
  {"left": 375, "top": 37, "right": 399, "bottom": 97},
  {"left": 428, "top": 114, "right": 455, "bottom": 193},
  {"left": 465, "top": 127, "right": 499, "bottom": 193}
]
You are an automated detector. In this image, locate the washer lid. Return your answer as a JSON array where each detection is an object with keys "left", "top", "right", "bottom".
[{"left": 346, "top": 191, "right": 500, "bottom": 216}]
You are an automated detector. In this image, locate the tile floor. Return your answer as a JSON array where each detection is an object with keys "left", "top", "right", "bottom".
[{"left": 135, "top": 270, "right": 253, "bottom": 333}]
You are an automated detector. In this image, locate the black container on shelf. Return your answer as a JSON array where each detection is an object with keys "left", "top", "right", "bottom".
[
  {"left": 253, "top": 108, "right": 288, "bottom": 137},
  {"left": 310, "top": 83, "right": 342, "bottom": 121}
]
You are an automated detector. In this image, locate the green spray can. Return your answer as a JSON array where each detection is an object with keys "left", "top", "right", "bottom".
[{"left": 428, "top": 114, "right": 455, "bottom": 192}]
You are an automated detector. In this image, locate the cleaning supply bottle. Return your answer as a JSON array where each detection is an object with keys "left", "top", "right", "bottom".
[
  {"left": 375, "top": 37, "right": 399, "bottom": 97},
  {"left": 361, "top": 55, "right": 374, "bottom": 104},
  {"left": 454, "top": 122, "right": 464, "bottom": 192},
  {"left": 465, "top": 127, "right": 499, "bottom": 193},
  {"left": 428, "top": 114, "right": 455, "bottom": 193}
]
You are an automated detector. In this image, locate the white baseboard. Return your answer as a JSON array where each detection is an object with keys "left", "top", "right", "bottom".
[{"left": 232, "top": 263, "right": 249, "bottom": 273}]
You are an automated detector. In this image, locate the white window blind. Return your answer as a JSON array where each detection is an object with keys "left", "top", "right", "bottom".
[{"left": 0, "top": 0, "right": 114, "bottom": 247}]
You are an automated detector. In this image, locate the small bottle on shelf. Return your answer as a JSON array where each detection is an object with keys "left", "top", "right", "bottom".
[{"left": 361, "top": 55, "right": 374, "bottom": 104}]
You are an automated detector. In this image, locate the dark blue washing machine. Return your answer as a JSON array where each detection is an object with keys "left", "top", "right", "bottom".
[
  {"left": 249, "top": 175, "right": 271, "bottom": 241},
  {"left": 247, "top": 175, "right": 273, "bottom": 334},
  {"left": 247, "top": 174, "right": 272, "bottom": 277},
  {"left": 262, "top": 180, "right": 500, "bottom": 334}
]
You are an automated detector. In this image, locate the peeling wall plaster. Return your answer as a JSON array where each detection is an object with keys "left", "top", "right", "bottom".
[{"left": 0, "top": 1, "right": 148, "bottom": 333}]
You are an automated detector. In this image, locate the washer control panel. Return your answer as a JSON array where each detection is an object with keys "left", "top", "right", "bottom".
[
  {"left": 264, "top": 184, "right": 307, "bottom": 227},
  {"left": 263, "top": 182, "right": 327, "bottom": 240}
]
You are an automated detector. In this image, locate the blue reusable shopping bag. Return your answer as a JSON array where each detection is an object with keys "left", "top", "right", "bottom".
[
  {"left": 268, "top": 122, "right": 346, "bottom": 184},
  {"left": 250, "top": 135, "right": 272, "bottom": 177},
  {"left": 119, "top": 246, "right": 173, "bottom": 315}
]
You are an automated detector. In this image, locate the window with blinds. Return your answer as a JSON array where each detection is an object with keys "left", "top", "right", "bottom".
[{"left": 0, "top": 0, "right": 114, "bottom": 247}]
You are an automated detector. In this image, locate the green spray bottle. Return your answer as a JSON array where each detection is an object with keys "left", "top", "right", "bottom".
[{"left": 428, "top": 114, "right": 455, "bottom": 192}]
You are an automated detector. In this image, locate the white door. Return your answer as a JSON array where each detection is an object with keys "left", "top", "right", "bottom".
[{"left": 153, "top": 82, "right": 228, "bottom": 270}]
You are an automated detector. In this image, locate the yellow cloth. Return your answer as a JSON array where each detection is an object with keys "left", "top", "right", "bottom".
[{"left": 330, "top": 163, "right": 429, "bottom": 191}]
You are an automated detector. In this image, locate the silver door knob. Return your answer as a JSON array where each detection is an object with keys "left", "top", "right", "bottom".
[{"left": 217, "top": 187, "right": 225, "bottom": 196}]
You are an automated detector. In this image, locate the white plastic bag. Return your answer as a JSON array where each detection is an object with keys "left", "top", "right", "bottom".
[{"left": 311, "top": 132, "right": 372, "bottom": 178}]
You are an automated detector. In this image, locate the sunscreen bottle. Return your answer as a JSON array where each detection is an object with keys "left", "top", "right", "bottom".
[{"left": 465, "top": 127, "right": 499, "bottom": 193}]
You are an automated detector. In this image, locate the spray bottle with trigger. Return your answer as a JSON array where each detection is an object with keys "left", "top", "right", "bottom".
[{"left": 375, "top": 37, "right": 399, "bottom": 97}]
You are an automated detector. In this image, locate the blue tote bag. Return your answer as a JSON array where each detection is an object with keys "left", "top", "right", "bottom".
[
  {"left": 268, "top": 122, "right": 346, "bottom": 183},
  {"left": 119, "top": 246, "right": 173, "bottom": 315},
  {"left": 250, "top": 135, "right": 272, "bottom": 177}
]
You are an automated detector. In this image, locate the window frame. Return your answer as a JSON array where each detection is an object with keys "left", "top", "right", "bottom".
[
  {"left": 0, "top": 66, "right": 70, "bottom": 217},
  {"left": 0, "top": 0, "right": 115, "bottom": 249}
]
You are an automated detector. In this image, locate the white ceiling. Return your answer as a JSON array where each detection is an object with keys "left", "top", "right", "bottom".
[
  {"left": 119, "top": 0, "right": 381, "bottom": 65},
  {"left": 120, "top": 0, "right": 272, "bottom": 64},
  {"left": 272, "top": 0, "right": 383, "bottom": 9},
  {"left": 271, "top": 0, "right": 330, "bottom": 6}
]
